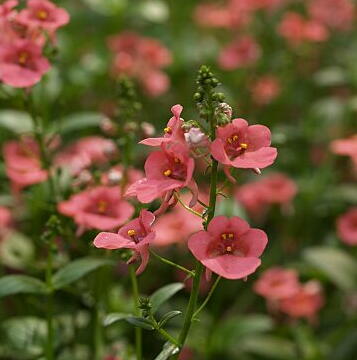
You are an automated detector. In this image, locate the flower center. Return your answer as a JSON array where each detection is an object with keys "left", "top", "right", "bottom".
[
  {"left": 221, "top": 232, "right": 234, "bottom": 240},
  {"left": 18, "top": 52, "right": 29, "bottom": 65},
  {"left": 164, "top": 127, "right": 172, "bottom": 134},
  {"left": 127, "top": 229, "right": 136, "bottom": 237},
  {"left": 163, "top": 169, "right": 172, "bottom": 176},
  {"left": 37, "top": 10, "right": 48, "bottom": 20},
  {"left": 97, "top": 200, "right": 108, "bottom": 213}
]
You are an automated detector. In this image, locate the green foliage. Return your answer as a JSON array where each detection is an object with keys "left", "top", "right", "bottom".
[
  {"left": 150, "top": 282, "right": 185, "bottom": 313},
  {"left": 0, "top": 275, "right": 47, "bottom": 298}
]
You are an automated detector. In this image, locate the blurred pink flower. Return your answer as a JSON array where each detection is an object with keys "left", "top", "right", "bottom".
[
  {"left": 280, "top": 280, "right": 324, "bottom": 320},
  {"left": 278, "top": 12, "right": 328, "bottom": 45},
  {"left": 17, "top": 0, "right": 69, "bottom": 32},
  {"left": 101, "top": 165, "right": 143, "bottom": 191},
  {"left": 219, "top": 36, "right": 261, "bottom": 70},
  {"left": 330, "top": 135, "right": 357, "bottom": 166},
  {"left": 94, "top": 210, "right": 155, "bottom": 274},
  {"left": 188, "top": 215, "right": 268, "bottom": 279},
  {"left": 308, "top": 0, "right": 355, "bottom": 31},
  {"left": 0, "top": 0, "right": 18, "bottom": 20},
  {"left": 55, "top": 136, "right": 117, "bottom": 175},
  {"left": 336, "top": 207, "right": 357, "bottom": 246},
  {"left": 140, "top": 104, "right": 184, "bottom": 146},
  {"left": 108, "top": 31, "right": 172, "bottom": 97},
  {"left": 3, "top": 137, "right": 48, "bottom": 192},
  {"left": 58, "top": 186, "right": 134, "bottom": 234},
  {"left": 0, "top": 38, "right": 50, "bottom": 87},
  {"left": 211, "top": 118, "right": 277, "bottom": 171},
  {"left": 254, "top": 267, "right": 300, "bottom": 301},
  {"left": 251, "top": 75, "right": 281, "bottom": 105},
  {"left": 236, "top": 173, "right": 297, "bottom": 216},
  {"left": 126, "top": 142, "right": 196, "bottom": 204}
]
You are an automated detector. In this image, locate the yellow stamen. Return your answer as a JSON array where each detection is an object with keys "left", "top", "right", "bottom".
[
  {"left": 232, "top": 135, "right": 239, "bottom": 141},
  {"left": 164, "top": 127, "right": 172, "bottom": 134},
  {"left": 228, "top": 233, "right": 234, "bottom": 239},
  {"left": 174, "top": 157, "right": 180, "bottom": 163},
  {"left": 97, "top": 200, "right": 107, "bottom": 213},
  {"left": 37, "top": 10, "right": 48, "bottom": 20},
  {"left": 163, "top": 169, "right": 172, "bottom": 176},
  {"left": 127, "top": 229, "right": 136, "bottom": 237},
  {"left": 227, "top": 137, "right": 232, "bottom": 144},
  {"left": 240, "top": 143, "right": 248, "bottom": 149},
  {"left": 221, "top": 233, "right": 228, "bottom": 240},
  {"left": 18, "top": 52, "right": 28, "bottom": 65},
  {"left": 226, "top": 246, "right": 232, "bottom": 252}
]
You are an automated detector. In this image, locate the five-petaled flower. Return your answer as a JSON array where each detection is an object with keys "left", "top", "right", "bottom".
[
  {"left": 210, "top": 118, "right": 277, "bottom": 172},
  {"left": 58, "top": 186, "right": 134, "bottom": 235},
  {"left": 188, "top": 215, "right": 268, "bottom": 279},
  {"left": 93, "top": 210, "right": 156, "bottom": 274},
  {"left": 126, "top": 141, "right": 196, "bottom": 204}
]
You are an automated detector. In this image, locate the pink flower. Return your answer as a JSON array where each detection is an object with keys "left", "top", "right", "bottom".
[
  {"left": 210, "top": 118, "right": 277, "bottom": 170},
  {"left": 93, "top": 210, "right": 155, "bottom": 274},
  {"left": 153, "top": 202, "right": 203, "bottom": 247},
  {"left": 330, "top": 135, "right": 357, "bottom": 166},
  {"left": 336, "top": 207, "right": 357, "bottom": 246},
  {"left": 101, "top": 166, "right": 143, "bottom": 191},
  {"left": 58, "top": 186, "right": 134, "bottom": 234},
  {"left": 279, "top": 281, "right": 324, "bottom": 320},
  {"left": 188, "top": 215, "right": 268, "bottom": 279},
  {"left": 251, "top": 75, "right": 281, "bottom": 105},
  {"left": 108, "top": 31, "right": 172, "bottom": 97},
  {"left": 0, "top": 38, "right": 50, "bottom": 87},
  {"left": 3, "top": 137, "right": 48, "bottom": 191},
  {"left": 308, "top": 0, "right": 354, "bottom": 31},
  {"left": 0, "top": 0, "right": 18, "bottom": 20},
  {"left": 126, "top": 142, "right": 196, "bottom": 204},
  {"left": 140, "top": 105, "right": 184, "bottom": 147},
  {"left": 17, "top": 0, "right": 69, "bottom": 32},
  {"left": 55, "top": 136, "right": 117, "bottom": 175},
  {"left": 235, "top": 182, "right": 267, "bottom": 217},
  {"left": 278, "top": 12, "right": 328, "bottom": 45},
  {"left": 254, "top": 267, "right": 300, "bottom": 301},
  {"left": 219, "top": 36, "right": 261, "bottom": 70}
]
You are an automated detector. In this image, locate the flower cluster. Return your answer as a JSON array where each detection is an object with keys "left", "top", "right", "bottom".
[
  {"left": 108, "top": 31, "right": 172, "bottom": 97},
  {"left": 254, "top": 267, "right": 324, "bottom": 321},
  {"left": 0, "top": 0, "right": 69, "bottom": 87}
]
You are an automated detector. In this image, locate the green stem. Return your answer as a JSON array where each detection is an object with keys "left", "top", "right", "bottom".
[
  {"left": 129, "top": 265, "right": 142, "bottom": 360},
  {"left": 150, "top": 316, "right": 180, "bottom": 347},
  {"left": 174, "top": 192, "right": 203, "bottom": 218},
  {"left": 150, "top": 250, "right": 195, "bottom": 277},
  {"left": 193, "top": 276, "right": 221, "bottom": 319},
  {"left": 45, "top": 243, "right": 54, "bottom": 360}
]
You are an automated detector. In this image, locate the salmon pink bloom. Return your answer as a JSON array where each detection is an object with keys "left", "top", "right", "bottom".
[
  {"left": 140, "top": 105, "right": 184, "bottom": 146},
  {"left": 308, "top": 0, "right": 354, "bottom": 31},
  {"left": 17, "top": 0, "right": 69, "bottom": 32},
  {"left": 93, "top": 210, "right": 155, "bottom": 275},
  {"left": 0, "top": 0, "right": 18, "bottom": 20},
  {"left": 55, "top": 136, "right": 117, "bottom": 175},
  {"left": 58, "top": 186, "right": 134, "bottom": 234},
  {"left": 251, "top": 75, "right": 281, "bottom": 105},
  {"left": 3, "top": 137, "right": 48, "bottom": 191},
  {"left": 188, "top": 215, "right": 268, "bottom": 279},
  {"left": 280, "top": 281, "right": 324, "bottom": 320},
  {"left": 330, "top": 135, "right": 357, "bottom": 166},
  {"left": 211, "top": 118, "right": 277, "bottom": 171},
  {"left": 126, "top": 142, "right": 196, "bottom": 204},
  {"left": 0, "top": 38, "right": 50, "bottom": 87},
  {"left": 254, "top": 267, "right": 300, "bottom": 301},
  {"left": 219, "top": 36, "right": 261, "bottom": 70},
  {"left": 336, "top": 207, "right": 357, "bottom": 246}
]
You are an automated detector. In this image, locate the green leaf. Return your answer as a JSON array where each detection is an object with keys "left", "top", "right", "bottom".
[
  {"left": 154, "top": 342, "right": 180, "bottom": 360},
  {"left": 125, "top": 316, "right": 154, "bottom": 330},
  {"left": 0, "top": 275, "right": 47, "bottom": 298},
  {"left": 303, "top": 247, "right": 357, "bottom": 291},
  {"left": 104, "top": 313, "right": 134, "bottom": 327},
  {"left": 52, "top": 257, "right": 114, "bottom": 290},
  {"left": 158, "top": 311, "right": 182, "bottom": 328},
  {"left": 0, "top": 110, "right": 33, "bottom": 134},
  {"left": 55, "top": 112, "right": 109, "bottom": 134},
  {"left": 150, "top": 282, "right": 184, "bottom": 313},
  {"left": 240, "top": 335, "right": 296, "bottom": 359}
]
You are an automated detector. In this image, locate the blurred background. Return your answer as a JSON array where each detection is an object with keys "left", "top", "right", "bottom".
[{"left": 0, "top": 0, "right": 356, "bottom": 359}]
